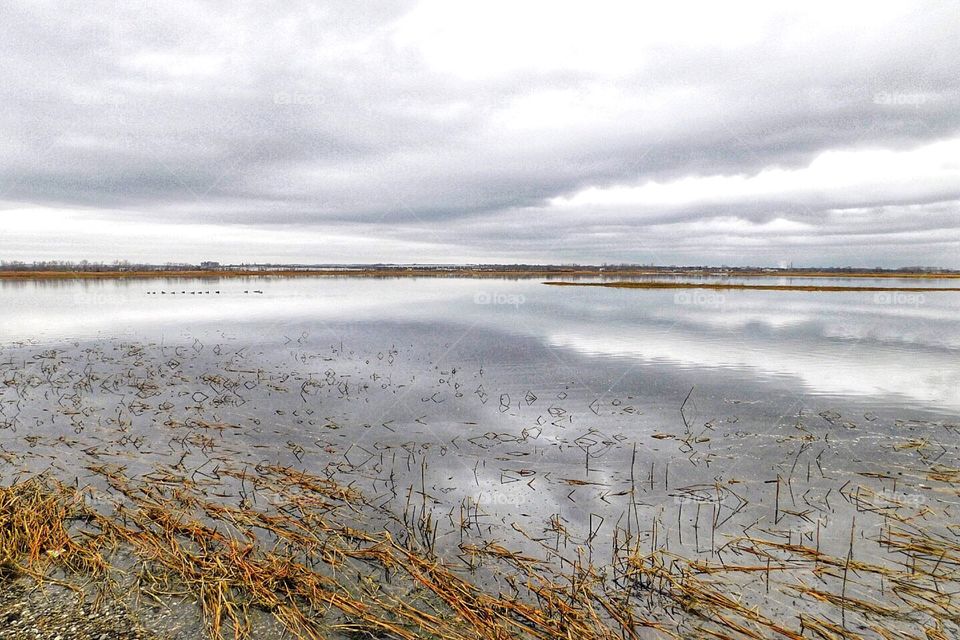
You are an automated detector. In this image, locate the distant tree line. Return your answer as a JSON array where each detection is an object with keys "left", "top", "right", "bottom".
[
  {"left": 0, "top": 260, "right": 198, "bottom": 272},
  {"left": 0, "top": 261, "right": 955, "bottom": 274}
]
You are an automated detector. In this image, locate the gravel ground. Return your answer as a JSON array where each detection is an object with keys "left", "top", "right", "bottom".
[{"left": 0, "top": 580, "right": 160, "bottom": 640}]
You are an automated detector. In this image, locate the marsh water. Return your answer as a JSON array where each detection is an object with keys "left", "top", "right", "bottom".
[
  {"left": 4, "top": 275, "right": 958, "bottom": 412},
  {"left": 1, "top": 275, "right": 958, "bottom": 637}
]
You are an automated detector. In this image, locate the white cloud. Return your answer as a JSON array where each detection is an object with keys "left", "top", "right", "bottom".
[
  {"left": 552, "top": 137, "right": 960, "bottom": 210},
  {"left": 0, "top": 0, "right": 958, "bottom": 265},
  {"left": 393, "top": 2, "right": 826, "bottom": 77}
]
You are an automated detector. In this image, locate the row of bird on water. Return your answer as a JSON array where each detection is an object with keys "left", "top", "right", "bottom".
[{"left": 146, "top": 290, "right": 263, "bottom": 295}]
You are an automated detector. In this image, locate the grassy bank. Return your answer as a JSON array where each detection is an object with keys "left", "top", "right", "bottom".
[
  {"left": 545, "top": 281, "right": 960, "bottom": 292},
  {"left": 1, "top": 267, "right": 959, "bottom": 281}
]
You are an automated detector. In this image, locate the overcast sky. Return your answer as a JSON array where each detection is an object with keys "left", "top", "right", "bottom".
[{"left": 1, "top": 1, "right": 958, "bottom": 266}]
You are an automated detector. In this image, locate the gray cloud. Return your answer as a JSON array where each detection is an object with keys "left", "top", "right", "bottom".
[{"left": 0, "top": 1, "right": 958, "bottom": 266}]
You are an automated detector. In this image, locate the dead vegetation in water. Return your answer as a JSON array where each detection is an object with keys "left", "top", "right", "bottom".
[
  {"left": 0, "top": 466, "right": 665, "bottom": 640},
  {"left": 2, "top": 340, "right": 959, "bottom": 640},
  {"left": 2, "top": 456, "right": 959, "bottom": 640}
]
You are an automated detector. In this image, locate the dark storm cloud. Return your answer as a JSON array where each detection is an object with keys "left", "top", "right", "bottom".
[{"left": 0, "top": 1, "right": 958, "bottom": 265}]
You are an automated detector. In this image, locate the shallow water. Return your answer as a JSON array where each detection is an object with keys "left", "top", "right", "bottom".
[
  {"left": 3, "top": 275, "right": 958, "bottom": 410},
  {"left": 1, "top": 276, "right": 958, "bottom": 637}
]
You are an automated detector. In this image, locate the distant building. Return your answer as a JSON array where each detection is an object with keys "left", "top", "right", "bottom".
[{"left": 200, "top": 261, "right": 221, "bottom": 269}]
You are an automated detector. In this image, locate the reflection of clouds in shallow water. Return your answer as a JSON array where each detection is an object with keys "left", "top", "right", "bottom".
[
  {"left": 547, "top": 327, "right": 960, "bottom": 410},
  {"left": 647, "top": 295, "right": 960, "bottom": 349},
  {"left": 3, "top": 277, "right": 959, "bottom": 413},
  {"left": 0, "top": 327, "right": 953, "bottom": 635},
  {"left": 0, "top": 278, "right": 474, "bottom": 339}
]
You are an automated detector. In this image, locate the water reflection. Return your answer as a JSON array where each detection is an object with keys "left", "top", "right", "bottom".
[
  {"left": 2, "top": 276, "right": 959, "bottom": 637},
  {"left": 1, "top": 276, "right": 958, "bottom": 412}
]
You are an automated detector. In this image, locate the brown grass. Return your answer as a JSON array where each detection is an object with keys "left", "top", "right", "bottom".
[
  {"left": 3, "top": 457, "right": 959, "bottom": 640},
  {"left": 1, "top": 467, "right": 660, "bottom": 640},
  {"left": 1, "top": 267, "right": 958, "bottom": 282},
  {"left": 544, "top": 281, "right": 960, "bottom": 292}
]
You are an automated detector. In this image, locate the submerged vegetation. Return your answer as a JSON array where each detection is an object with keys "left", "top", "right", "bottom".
[
  {"left": 1, "top": 328, "right": 959, "bottom": 638},
  {"left": 2, "top": 451, "right": 959, "bottom": 639}
]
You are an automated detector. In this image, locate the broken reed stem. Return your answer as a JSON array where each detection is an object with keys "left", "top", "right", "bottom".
[{"left": 3, "top": 454, "right": 959, "bottom": 640}]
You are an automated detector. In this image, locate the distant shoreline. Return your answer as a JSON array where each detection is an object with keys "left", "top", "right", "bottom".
[
  {"left": 544, "top": 280, "right": 960, "bottom": 292},
  {"left": 1, "top": 266, "right": 959, "bottom": 281}
]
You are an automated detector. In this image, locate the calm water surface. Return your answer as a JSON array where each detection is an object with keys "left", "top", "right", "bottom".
[
  {"left": 3, "top": 276, "right": 958, "bottom": 412},
  {"left": 1, "top": 276, "right": 957, "bottom": 637}
]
